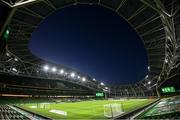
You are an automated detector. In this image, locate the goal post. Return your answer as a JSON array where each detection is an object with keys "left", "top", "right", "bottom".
[
  {"left": 37, "top": 103, "right": 50, "bottom": 109},
  {"left": 104, "top": 103, "right": 124, "bottom": 118}
]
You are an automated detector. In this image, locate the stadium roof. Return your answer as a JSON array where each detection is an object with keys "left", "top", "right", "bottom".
[{"left": 0, "top": 0, "right": 180, "bottom": 92}]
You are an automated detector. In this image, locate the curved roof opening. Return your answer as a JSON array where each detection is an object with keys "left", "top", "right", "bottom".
[{"left": 29, "top": 4, "right": 148, "bottom": 85}]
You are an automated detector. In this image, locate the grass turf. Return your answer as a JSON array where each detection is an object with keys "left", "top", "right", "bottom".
[{"left": 18, "top": 99, "right": 153, "bottom": 119}]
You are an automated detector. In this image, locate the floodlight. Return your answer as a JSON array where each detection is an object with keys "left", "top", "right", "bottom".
[
  {"left": 82, "top": 77, "right": 86, "bottom": 82},
  {"left": 43, "top": 65, "right": 49, "bottom": 71},
  {"left": 78, "top": 76, "right": 81, "bottom": 79},
  {"left": 165, "top": 59, "right": 168, "bottom": 63},
  {"left": 14, "top": 58, "right": 18, "bottom": 62},
  {"left": 71, "top": 72, "right": 75, "bottom": 78},
  {"left": 148, "top": 66, "right": 150, "bottom": 70},
  {"left": 6, "top": 52, "right": 11, "bottom": 57},
  {"left": 93, "top": 78, "right": 96, "bottom": 81},
  {"left": 6, "top": 29, "right": 9, "bottom": 34},
  {"left": 60, "top": 69, "right": 64, "bottom": 74},
  {"left": 148, "top": 81, "right": 151, "bottom": 85},
  {"left": 100, "top": 82, "right": 105, "bottom": 86},
  {"left": 52, "top": 67, "right": 57, "bottom": 72},
  {"left": 12, "top": 68, "right": 17, "bottom": 72},
  {"left": 3, "top": 26, "right": 10, "bottom": 40},
  {"left": 167, "top": 36, "right": 171, "bottom": 40},
  {"left": 105, "top": 87, "right": 108, "bottom": 89}
]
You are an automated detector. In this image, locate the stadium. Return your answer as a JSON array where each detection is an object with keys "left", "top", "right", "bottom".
[{"left": 0, "top": 0, "right": 180, "bottom": 119}]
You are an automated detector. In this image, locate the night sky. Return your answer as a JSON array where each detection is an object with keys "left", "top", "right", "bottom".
[{"left": 29, "top": 5, "right": 148, "bottom": 85}]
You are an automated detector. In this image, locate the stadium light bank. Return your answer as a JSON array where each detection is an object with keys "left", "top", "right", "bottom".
[{"left": 42, "top": 65, "right": 108, "bottom": 85}]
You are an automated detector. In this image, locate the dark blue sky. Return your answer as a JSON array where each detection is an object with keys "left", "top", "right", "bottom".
[{"left": 29, "top": 5, "right": 148, "bottom": 85}]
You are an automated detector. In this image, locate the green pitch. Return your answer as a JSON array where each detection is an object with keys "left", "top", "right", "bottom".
[{"left": 18, "top": 99, "right": 153, "bottom": 119}]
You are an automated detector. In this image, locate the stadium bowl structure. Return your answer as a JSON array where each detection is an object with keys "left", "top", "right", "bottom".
[{"left": 0, "top": 0, "right": 180, "bottom": 97}]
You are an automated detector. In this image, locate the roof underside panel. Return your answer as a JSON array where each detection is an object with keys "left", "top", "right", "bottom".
[
  {"left": 6, "top": 0, "right": 165, "bottom": 81},
  {"left": 48, "top": 0, "right": 76, "bottom": 8},
  {"left": 100, "top": 0, "right": 123, "bottom": 10},
  {"left": 77, "top": 0, "right": 99, "bottom": 4}
]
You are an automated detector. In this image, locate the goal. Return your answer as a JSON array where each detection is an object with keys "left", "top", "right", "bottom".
[
  {"left": 38, "top": 103, "right": 50, "bottom": 109},
  {"left": 104, "top": 103, "right": 124, "bottom": 118}
]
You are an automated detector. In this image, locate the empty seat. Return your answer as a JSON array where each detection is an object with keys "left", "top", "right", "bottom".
[{"left": 0, "top": 105, "right": 30, "bottom": 120}]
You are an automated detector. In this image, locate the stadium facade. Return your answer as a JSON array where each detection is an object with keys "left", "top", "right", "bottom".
[{"left": 0, "top": 0, "right": 180, "bottom": 97}]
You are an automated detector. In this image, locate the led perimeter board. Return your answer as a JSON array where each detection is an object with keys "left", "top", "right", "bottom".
[
  {"left": 96, "top": 92, "right": 104, "bottom": 97},
  {"left": 161, "top": 86, "right": 176, "bottom": 93}
]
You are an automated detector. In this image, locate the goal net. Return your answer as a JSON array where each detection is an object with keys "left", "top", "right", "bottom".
[
  {"left": 37, "top": 103, "right": 50, "bottom": 109},
  {"left": 104, "top": 103, "right": 124, "bottom": 118}
]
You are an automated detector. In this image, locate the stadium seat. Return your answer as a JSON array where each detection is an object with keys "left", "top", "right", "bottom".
[{"left": 0, "top": 105, "right": 29, "bottom": 120}]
